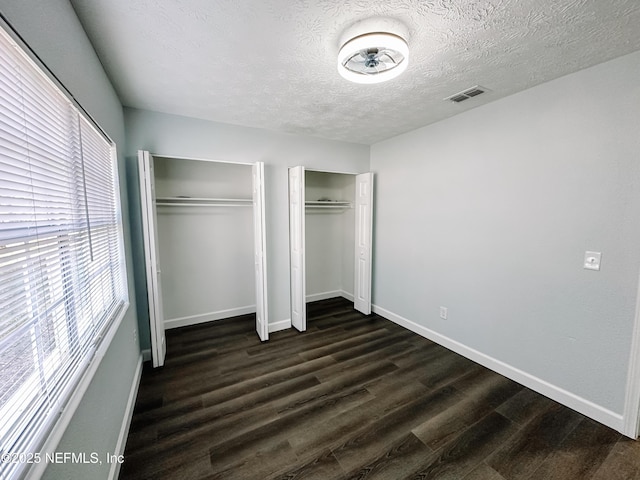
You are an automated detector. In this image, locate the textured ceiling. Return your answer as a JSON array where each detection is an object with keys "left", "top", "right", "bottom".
[{"left": 69, "top": 0, "right": 640, "bottom": 145}]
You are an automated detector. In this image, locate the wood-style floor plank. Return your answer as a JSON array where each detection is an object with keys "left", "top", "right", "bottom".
[
  {"left": 486, "top": 403, "right": 584, "bottom": 479},
  {"left": 119, "top": 297, "right": 627, "bottom": 480},
  {"left": 330, "top": 385, "right": 458, "bottom": 472},
  {"left": 267, "top": 448, "right": 344, "bottom": 480},
  {"left": 343, "top": 433, "right": 433, "bottom": 480},
  {"left": 591, "top": 436, "right": 640, "bottom": 480},
  {"left": 526, "top": 417, "right": 620, "bottom": 480},
  {"left": 405, "top": 412, "right": 518, "bottom": 480}
]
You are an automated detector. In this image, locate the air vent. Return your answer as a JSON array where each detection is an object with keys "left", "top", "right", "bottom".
[{"left": 445, "top": 85, "right": 489, "bottom": 103}]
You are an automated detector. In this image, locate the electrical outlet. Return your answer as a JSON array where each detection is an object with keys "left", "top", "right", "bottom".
[
  {"left": 584, "top": 251, "right": 601, "bottom": 271},
  {"left": 439, "top": 306, "right": 448, "bottom": 320},
  {"left": 133, "top": 329, "right": 138, "bottom": 343}
]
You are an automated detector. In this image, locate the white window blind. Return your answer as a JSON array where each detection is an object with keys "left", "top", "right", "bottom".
[{"left": 0, "top": 24, "right": 127, "bottom": 479}]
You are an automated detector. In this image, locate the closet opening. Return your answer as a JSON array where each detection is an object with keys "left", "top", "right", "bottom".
[
  {"left": 139, "top": 151, "right": 268, "bottom": 367},
  {"left": 289, "top": 167, "right": 373, "bottom": 332}
]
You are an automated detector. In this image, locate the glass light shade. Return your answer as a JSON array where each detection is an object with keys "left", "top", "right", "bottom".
[{"left": 337, "top": 32, "right": 409, "bottom": 84}]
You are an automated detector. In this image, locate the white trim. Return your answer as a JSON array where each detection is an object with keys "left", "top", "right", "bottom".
[
  {"left": 289, "top": 166, "right": 306, "bottom": 332},
  {"left": 306, "top": 290, "right": 354, "bottom": 303},
  {"left": 269, "top": 318, "right": 292, "bottom": 333},
  {"left": 108, "top": 355, "right": 143, "bottom": 480},
  {"left": 164, "top": 305, "right": 256, "bottom": 330},
  {"left": 306, "top": 290, "right": 344, "bottom": 303},
  {"left": 24, "top": 304, "right": 129, "bottom": 480},
  {"left": 273, "top": 291, "right": 355, "bottom": 336},
  {"left": 340, "top": 290, "right": 354, "bottom": 302},
  {"left": 372, "top": 303, "right": 624, "bottom": 433},
  {"left": 622, "top": 272, "right": 640, "bottom": 438},
  {"left": 252, "top": 161, "right": 269, "bottom": 342},
  {"left": 167, "top": 309, "right": 293, "bottom": 336}
]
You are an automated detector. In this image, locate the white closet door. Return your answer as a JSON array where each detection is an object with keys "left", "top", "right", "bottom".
[
  {"left": 252, "top": 162, "right": 269, "bottom": 341},
  {"left": 289, "top": 166, "right": 306, "bottom": 331},
  {"left": 138, "top": 150, "right": 166, "bottom": 367},
  {"left": 354, "top": 172, "right": 374, "bottom": 315}
]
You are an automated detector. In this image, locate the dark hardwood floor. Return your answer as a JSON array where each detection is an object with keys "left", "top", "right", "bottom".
[{"left": 120, "top": 297, "right": 638, "bottom": 480}]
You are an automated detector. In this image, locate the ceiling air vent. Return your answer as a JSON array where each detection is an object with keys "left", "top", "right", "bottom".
[{"left": 445, "top": 85, "right": 489, "bottom": 103}]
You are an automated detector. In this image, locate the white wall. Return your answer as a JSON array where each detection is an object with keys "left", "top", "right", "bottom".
[
  {"left": 371, "top": 50, "right": 640, "bottom": 428},
  {"left": 125, "top": 108, "right": 370, "bottom": 339},
  {"left": 305, "top": 171, "right": 356, "bottom": 300},
  {"left": 306, "top": 209, "right": 344, "bottom": 298},
  {"left": 153, "top": 158, "right": 255, "bottom": 326},
  {"left": 0, "top": 1, "right": 141, "bottom": 479}
]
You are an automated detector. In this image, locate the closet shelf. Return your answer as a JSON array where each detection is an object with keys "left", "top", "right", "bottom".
[
  {"left": 156, "top": 197, "right": 253, "bottom": 207},
  {"left": 305, "top": 200, "right": 352, "bottom": 209}
]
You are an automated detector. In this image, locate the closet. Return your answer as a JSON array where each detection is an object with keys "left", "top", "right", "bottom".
[
  {"left": 138, "top": 151, "right": 268, "bottom": 367},
  {"left": 289, "top": 167, "right": 373, "bottom": 331}
]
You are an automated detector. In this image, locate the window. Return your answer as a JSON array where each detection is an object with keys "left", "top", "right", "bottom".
[{"left": 0, "top": 23, "right": 127, "bottom": 479}]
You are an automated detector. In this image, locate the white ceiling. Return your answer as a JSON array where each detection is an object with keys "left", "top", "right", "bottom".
[{"left": 69, "top": 0, "right": 640, "bottom": 145}]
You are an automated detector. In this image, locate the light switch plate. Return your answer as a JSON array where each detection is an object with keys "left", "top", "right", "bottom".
[{"left": 584, "top": 251, "right": 601, "bottom": 271}]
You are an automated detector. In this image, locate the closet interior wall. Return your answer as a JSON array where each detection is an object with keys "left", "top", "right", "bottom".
[
  {"left": 154, "top": 157, "right": 255, "bottom": 328},
  {"left": 305, "top": 170, "right": 356, "bottom": 302}
]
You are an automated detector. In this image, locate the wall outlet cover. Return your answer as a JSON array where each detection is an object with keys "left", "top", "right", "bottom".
[{"left": 584, "top": 251, "right": 601, "bottom": 271}]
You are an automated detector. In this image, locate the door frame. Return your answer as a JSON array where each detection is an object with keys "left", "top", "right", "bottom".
[
  {"left": 253, "top": 162, "right": 269, "bottom": 341},
  {"left": 622, "top": 277, "right": 640, "bottom": 437},
  {"left": 138, "top": 150, "right": 166, "bottom": 367},
  {"left": 289, "top": 166, "right": 306, "bottom": 331},
  {"left": 139, "top": 151, "right": 270, "bottom": 367},
  {"left": 354, "top": 172, "right": 374, "bottom": 315},
  {"left": 288, "top": 167, "right": 374, "bottom": 331}
]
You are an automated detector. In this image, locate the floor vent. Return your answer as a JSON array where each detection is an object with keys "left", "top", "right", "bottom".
[{"left": 445, "top": 85, "right": 489, "bottom": 103}]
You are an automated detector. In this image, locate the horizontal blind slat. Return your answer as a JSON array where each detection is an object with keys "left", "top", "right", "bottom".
[{"left": 0, "top": 24, "right": 126, "bottom": 476}]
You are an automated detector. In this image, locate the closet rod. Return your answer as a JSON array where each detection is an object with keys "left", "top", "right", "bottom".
[
  {"left": 155, "top": 197, "right": 252, "bottom": 202},
  {"left": 305, "top": 205, "right": 352, "bottom": 209},
  {"left": 156, "top": 202, "right": 252, "bottom": 207}
]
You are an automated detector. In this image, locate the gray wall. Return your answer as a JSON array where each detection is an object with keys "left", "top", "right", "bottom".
[
  {"left": 3, "top": 4, "right": 638, "bottom": 474},
  {"left": 370, "top": 50, "right": 640, "bottom": 418},
  {"left": 305, "top": 172, "right": 356, "bottom": 299},
  {"left": 0, "top": 1, "right": 141, "bottom": 478},
  {"left": 125, "top": 108, "right": 370, "bottom": 348},
  {"left": 154, "top": 159, "right": 255, "bottom": 326}
]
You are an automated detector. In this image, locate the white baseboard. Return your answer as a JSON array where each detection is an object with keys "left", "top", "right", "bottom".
[
  {"left": 267, "top": 292, "right": 353, "bottom": 336},
  {"left": 372, "top": 304, "right": 624, "bottom": 433},
  {"left": 165, "top": 307, "right": 290, "bottom": 336},
  {"left": 108, "top": 354, "right": 143, "bottom": 480},
  {"left": 165, "top": 305, "right": 256, "bottom": 330},
  {"left": 340, "top": 290, "right": 354, "bottom": 302},
  {"left": 306, "top": 290, "right": 354, "bottom": 303},
  {"left": 269, "top": 318, "right": 291, "bottom": 333},
  {"left": 306, "top": 290, "right": 343, "bottom": 302},
  {"left": 163, "top": 294, "right": 355, "bottom": 338}
]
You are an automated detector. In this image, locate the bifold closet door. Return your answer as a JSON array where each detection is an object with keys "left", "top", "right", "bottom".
[
  {"left": 138, "top": 150, "right": 166, "bottom": 367},
  {"left": 252, "top": 162, "right": 269, "bottom": 341},
  {"left": 289, "top": 166, "right": 306, "bottom": 332},
  {"left": 354, "top": 172, "right": 374, "bottom": 315}
]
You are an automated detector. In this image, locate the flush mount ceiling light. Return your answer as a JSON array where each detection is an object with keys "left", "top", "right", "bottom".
[{"left": 337, "top": 32, "right": 409, "bottom": 84}]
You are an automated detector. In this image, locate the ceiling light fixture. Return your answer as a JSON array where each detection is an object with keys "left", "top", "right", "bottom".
[{"left": 337, "top": 32, "right": 409, "bottom": 84}]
